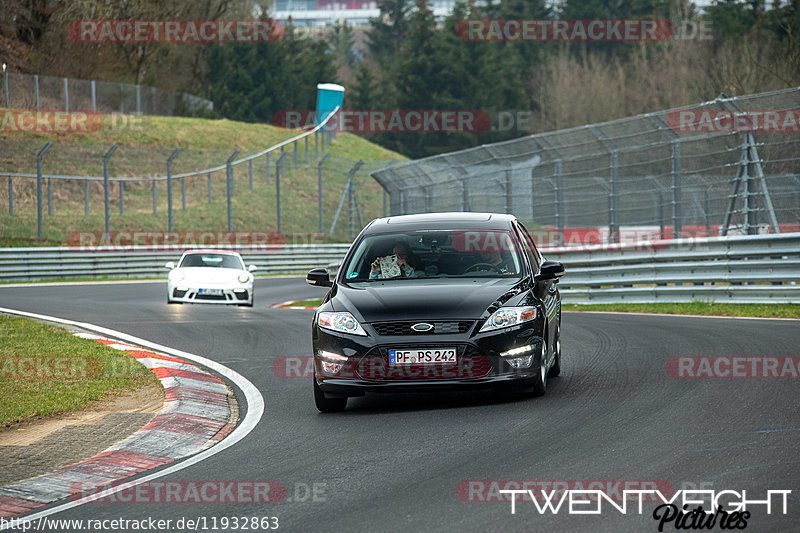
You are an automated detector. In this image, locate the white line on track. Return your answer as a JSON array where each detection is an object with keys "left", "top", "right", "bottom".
[{"left": 0, "top": 306, "right": 264, "bottom": 528}]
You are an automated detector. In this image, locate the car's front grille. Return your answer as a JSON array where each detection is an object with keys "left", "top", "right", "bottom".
[
  {"left": 350, "top": 345, "right": 491, "bottom": 381},
  {"left": 194, "top": 293, "right": 227, "bottom": 301},
  {"left": 371, "top": 321, "right": 474, "bottom": 336}
]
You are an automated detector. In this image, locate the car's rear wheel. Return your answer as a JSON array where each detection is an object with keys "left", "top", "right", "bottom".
[
  {"left": 548, "top": 322, "right": 561, "bottom": 378},
  {"left": 313, "top": 376, "right": 347, "bottom": 412}
]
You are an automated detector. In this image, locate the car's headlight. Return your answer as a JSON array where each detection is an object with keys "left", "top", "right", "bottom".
[
  {"left": 479, "top": 306, "right": 537, "bottom": 332},
  {"left": 318, "top": 312, "right": 367, "bottom": 336},
  {"left": 237, "top": 272, "right": 251, "bottom": 283}
]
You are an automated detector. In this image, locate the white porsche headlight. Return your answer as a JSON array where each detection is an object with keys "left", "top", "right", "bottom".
[
  {"left": 479, "top": 306, "right": 537, "bottom": 332},
  {"left": 237, "top": 272, "right": 251, "bottom": 283},
  {"left": 318, "top": 312, "right": 367, "bottom": 336}
]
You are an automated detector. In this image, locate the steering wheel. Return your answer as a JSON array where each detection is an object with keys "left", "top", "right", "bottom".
[{"left": 463, "top": 262, "right": 502, "bottom": 274}]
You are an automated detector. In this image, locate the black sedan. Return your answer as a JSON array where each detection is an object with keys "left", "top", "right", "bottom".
[{"left": 306, "top": 212, "right": 565, "bottom": 412}]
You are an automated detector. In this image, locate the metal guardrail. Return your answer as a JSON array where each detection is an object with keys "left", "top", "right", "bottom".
[
  {"left": 0, "top": 244, "right": 351, "bottom": 282},
  {"left": 546, "top": 232, "right": 800, "bottom": 304},
  {"left": 1, "top": 235, "right": 797, "bottom": 304}
]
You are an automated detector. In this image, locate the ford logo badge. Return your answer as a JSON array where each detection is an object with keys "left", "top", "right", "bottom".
[{"left": 411, "top": 323, "right": 434, "bottom": 332}]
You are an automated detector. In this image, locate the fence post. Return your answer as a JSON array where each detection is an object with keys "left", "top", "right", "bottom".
[
  {"left": 166, "top": 148, "right": 182, "bottom": 233},
  {"left": 34, "top": 75, "right": 39, "bottom": 110},
  {"left": 47, "top": 178, "right": 52, "bottom": 216},
  {"left": 118, "top": 180, "right": 124, "bottom": 214},
  {"left": 293, "top": 140, "right": 299, "bottom": 168},
  {"left": 226, "top": 150, "right": 240, "bottom": 233},
  {"left": 136, "top": 85, "right": 141, "bottom": 114},
  {"left": 91, "top": 80, "right": 96, "bottom": 112},
  {"left": 103, "top": 144, "right": 119, "bottom": 238},
  {"left": 705, "top": 187, "right": 711, "bottom": 237},
  {"left": 8, "top": 177, "right": 12, "bottom": 215},
  {"left": 321, "top": 130, "right": 326, "bottom": 154},
  {"left": 3, "top": 67, "right": 9, "bottom": 107},
  {"left": 588, "top": 126, "right": 619, "bottom": 244},
  {"left": 63, "top": 77, "right": 69, "bottom": 112},
  {"left": 85, "top": 179, "right": 90, "bottom": 215},
  {"left": 305, "top": 136, "right": 309, "bottom": 164},
  {"left": 318, "top": 153, "right": 331, "bottom": 233},
  {"left": 249, "top": 159, "right": 253, "bottom": 190},
  {"left": 671, "top": 140, "right": 682, "bottom": 239},
  {"left": 329, "top": 160, "right": 363, "bottom": 237},
  {"left": 276, "top": 152, "right": 288, "bottom": 233},
  {"left": 36, "top": 142, "right": 53, "bottom": 238},
  {"left": 207, "top": 172, "right": 212, "bottom": 203}
]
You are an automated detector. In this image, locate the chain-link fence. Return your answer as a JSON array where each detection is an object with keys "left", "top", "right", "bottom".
[
  {"left": 0, "top": 114, "right": 396, "bottom": 243},
  {"left": 371, "top": 87, "right": 800, "bottom": 246},
  {"left": 2, "top": 70, "right": 212, "bottom": 116}
]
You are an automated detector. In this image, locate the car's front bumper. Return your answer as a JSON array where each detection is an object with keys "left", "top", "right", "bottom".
[
  {"left": 312, "top": 319, "right": 545, "bottom": 395},
  {"left": 168, "top": 283, "right": 252, "bottom": 304}
]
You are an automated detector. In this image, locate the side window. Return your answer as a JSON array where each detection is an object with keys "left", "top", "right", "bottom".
[{"left": 515, "top": 222, "right": 541, "bottom": 273}]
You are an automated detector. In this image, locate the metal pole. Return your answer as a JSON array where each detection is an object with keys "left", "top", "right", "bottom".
[
  {"left": 293, "top": 140, "right": 298, "bottom": 168},
  {"left": 119, "top": 181, "right": 124, "bottom": 214},
  {"left": 329, "top": 160, "right": 363, "bottom": 237},
  {"left": 705, "top": 188, "right": 711, "bottom": 237},
  {"left": 671, "top": 140, "right": 682, "bottom": 239},
  {"left": 34, "top": 75, "right": 39, "bottom": 110},
  {"left": 91, "top": 80, "right": 96, "bottom": 112},
  {"left": 166, "top": 148, "right": 182, "bottom": 233},
  {"left": 321, "top": 130, "right": 326, "bottom": 154},
  {"left": 554, "top": 160, "right": 564, "bottom": 246},
  {"left": 152, "top": 179, "right": 157, "bottom": 214},
  {"left": 348, "top": 178, "right": 354, "bottom": 239},
  {"left": 8, "top": 177, "right": 12, "bottom": 215},
  {"left": 36, "top": 142, "right": 53, "bottom": 238},
  {"left": 47, "top": 178, "right": 52, "bottom": 216},
  {"left": 136, "top": 85, "right": 141, "bottom": 114},
  {"left": 609, "top": 150, "right": 618, "bottom": 243},
  {"left": 249, "top": 159, "right": 253, "bottom": 190},
  {"left": 658, "top": 191, "right": 665, "bottom": 239},
  {"left": 226, "top": 150, "right": 240, "bottom": 233},
  {"left": 103, "top": 144, "right": 119, "bottom": 237},
  {"left": 318, "top": 153, "right": 331, "bottom": 233},
  {"left": 85, "top": 179, "right": 89, "bottom": 215},
  {"left": 63, "top": 77, "right": 69, "bottom": 112},
  {"left": 207, "top": 172, "right": 212, "bottom": 203},
  {"left": 3, "top": 70, "right": 9, "bottom": 107},
  {"left": 462, "top": 181, "right": 469, "bottom": 212},
  {"left": 276, "top": 152, "right": 287, "bottom": 233}
]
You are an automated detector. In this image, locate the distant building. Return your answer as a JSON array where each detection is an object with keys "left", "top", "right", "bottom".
[{"left": 272, "top": 1, "right": 459, "bottom": 28}]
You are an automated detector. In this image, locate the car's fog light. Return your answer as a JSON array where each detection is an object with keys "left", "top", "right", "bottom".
[
  {"left": 506, "top": 355, "right": 534, "bottom": 369},
  {"left": 233, "top": 288, "right": 246, "bottom": 293},
  {"left": 321, "top": 361, "right": 343, "bottom": 374},
  {"left": 318, "top": 350, "right": 348, "bottom": 375},
  {"left": 177, "top": 286, "right": 189, "bottom": 292},
  {"left": 500, "top": 344, "right": 534, "bottom": 369}
]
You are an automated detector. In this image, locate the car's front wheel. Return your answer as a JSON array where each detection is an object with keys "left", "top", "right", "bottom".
[
  {"left": 548, "top": 322, "right": 561, "bottom": 378},
  {"left": 313, "top": 376, "right": 347, "bottom": 412},
  {"left": 530, "top": 340, "right": 548, "bottom": 397}
]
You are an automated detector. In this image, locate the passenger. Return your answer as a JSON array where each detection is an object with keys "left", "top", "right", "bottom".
[{"left": 370, "top": 241, "right": 422, "bottom": 279}]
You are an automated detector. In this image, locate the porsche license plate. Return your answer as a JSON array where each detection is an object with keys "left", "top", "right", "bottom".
[
  {"left": 389, "top": 348, "right": 456, "bottom": 365},
  {"left": 199, "top": 288, "right": 222, "bottom": 295}
]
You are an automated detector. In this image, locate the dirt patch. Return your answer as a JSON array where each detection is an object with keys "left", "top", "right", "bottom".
[{"left": 0, "top": 380, "right": 163, "bottom": 446}]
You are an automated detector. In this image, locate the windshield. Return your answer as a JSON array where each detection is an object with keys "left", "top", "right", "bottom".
[
  {"left": 179, "top": 253, "right": 244, "bottom": 269},
  {"left": 341, "top": 230, "right": 524, "bottom": 282}
]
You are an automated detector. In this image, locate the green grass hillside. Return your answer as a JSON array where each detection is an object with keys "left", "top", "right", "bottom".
[{"left": 0, "top": 110, "right": 405, "bottom": 245}]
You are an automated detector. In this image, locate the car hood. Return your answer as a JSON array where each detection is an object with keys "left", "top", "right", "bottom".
[
  {"left": 333, "top": 279, "right": 525, "bottom": 322},
  {"left": 173, "top": 267, "right": 246, "bottom": 284}
]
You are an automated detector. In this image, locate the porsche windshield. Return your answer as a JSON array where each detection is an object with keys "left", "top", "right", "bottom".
[
  {"left": 341, "top": 230, "right": 524, "bottom": 282},
  {"left": 179, "top": 253, "right": 244, "bottom": 269}
]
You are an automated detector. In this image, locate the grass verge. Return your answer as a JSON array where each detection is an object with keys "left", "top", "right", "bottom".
[
  {"left": 561, "top": 302, "right": 800, "bottom": 318},
  {"left": 0, "top": 315, "right": 160, "bottom": 430}
]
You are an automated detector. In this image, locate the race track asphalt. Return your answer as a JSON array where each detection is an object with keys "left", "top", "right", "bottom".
[{"left": 1, "top": 278, "right": 798, "bottom": 532}]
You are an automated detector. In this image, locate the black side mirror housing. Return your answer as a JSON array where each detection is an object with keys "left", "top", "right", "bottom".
[
  {"left": 535, "top": 260, "right": 565, "bottom": 282},
  {"left": 307, "top": 268, "right": 333, "bottom": 287}
]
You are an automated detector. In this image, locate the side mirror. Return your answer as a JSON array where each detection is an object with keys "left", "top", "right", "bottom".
[
  {"left": 307, "top": 267, "right": 332, "bottom": 287},
  {"left": 535, "top": 260, "right": 565, "bottom": 282},
  {"left": 248, "top": 264, "right": 258, "bottom": 272},
  {"left": 165, "top": 261, "right": 176, "bottom": 270}
]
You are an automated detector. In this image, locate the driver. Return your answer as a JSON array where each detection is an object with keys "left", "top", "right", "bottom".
[{"left": 469, "top": 250, "right": 514, "bottom": 274}]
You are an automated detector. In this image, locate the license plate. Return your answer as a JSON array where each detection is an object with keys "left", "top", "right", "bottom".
[
  {"left": 199, "top": 288, "right": 222, "bottom": 295},
  {"left": 389, "top": 348, "right": 456, "bottom": 365}
]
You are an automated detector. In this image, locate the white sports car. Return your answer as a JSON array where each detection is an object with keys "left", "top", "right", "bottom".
[{"left": 166, "top": 250, "right": 257, "bottom": 307}]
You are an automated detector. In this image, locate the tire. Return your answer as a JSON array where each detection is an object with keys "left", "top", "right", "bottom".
[
  {"left": 530, "top": 339, "right": 548, "bottom": 397},
  {"left": 313, "top": 376, "right": 347, "bottom": 412},
  {"left": 548, "top": 322, "right": 561, "bottom": 378}
]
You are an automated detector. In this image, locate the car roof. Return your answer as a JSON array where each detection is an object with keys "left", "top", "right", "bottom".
[{"left": 363, "top": 212, "right": 517, "bottom": 234}]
